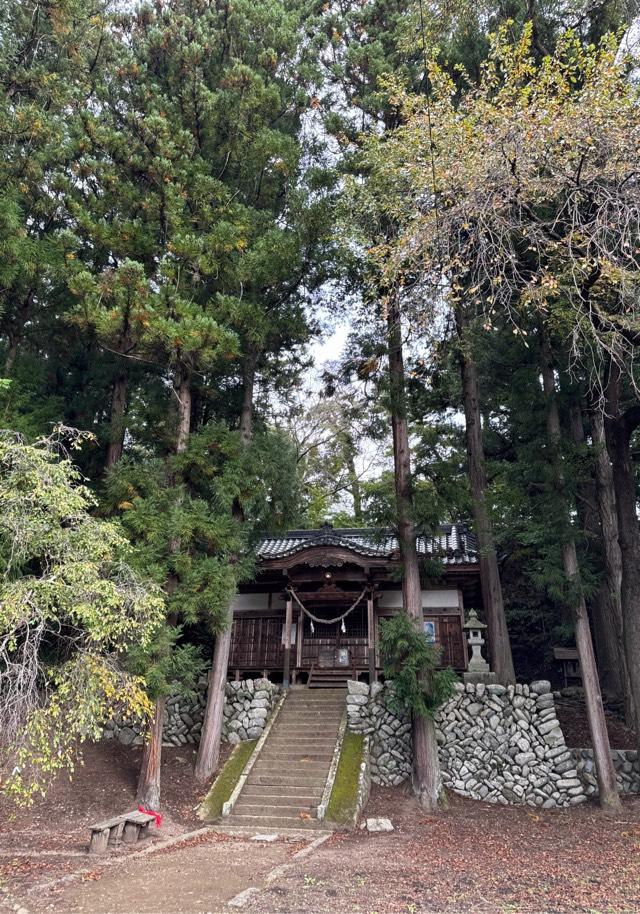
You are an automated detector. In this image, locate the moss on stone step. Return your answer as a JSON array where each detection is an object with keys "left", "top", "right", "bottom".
[
  {"left": 325, "top": 731, "right": 365, "bottom": 825},
  {"left": 199, "top": 740, "right": 257, "bottom": 821}
]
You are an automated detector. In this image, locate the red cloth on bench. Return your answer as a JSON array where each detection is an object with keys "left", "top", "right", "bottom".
[{"left": 138, "top": 806, "right": 163, "bottom": 828}]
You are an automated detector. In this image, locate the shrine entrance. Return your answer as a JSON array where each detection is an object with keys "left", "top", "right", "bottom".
[
  {"left": 287, "top": 577, "right": 373, "bottom": 686},
  {"left": 300, "top": 596, "right": 369, "bottom": 673},
  {"left": 227, "top": 524, "right": 480, "bottom": 685}
]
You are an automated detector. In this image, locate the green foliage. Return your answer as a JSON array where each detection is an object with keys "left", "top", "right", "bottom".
[
  {"left": 199, "top": 739, "right": 257, "bottom": 820},
  {"left": 0, "top": 428, "right": 163, "bottom": 803},
  {"left": 125, "top": 628, "right": 206, "bottom": 703},
  {"left": 379, "top": 613, "right": 457, "bottom": 719},
  {"left": 340, "top": 18, "right": 640, "bottom": 678},
  {"left": 325, "top": 731, "right": 365, "bottom": 825}
]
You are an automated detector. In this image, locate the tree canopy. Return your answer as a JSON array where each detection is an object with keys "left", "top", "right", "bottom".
[{"left": 2, "top": 0, "right": 640, "bottom": 808}]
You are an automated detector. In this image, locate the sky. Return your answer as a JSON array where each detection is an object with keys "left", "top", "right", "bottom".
[{"left": 309, "top": 322, "right": 349, "bottom": 378}]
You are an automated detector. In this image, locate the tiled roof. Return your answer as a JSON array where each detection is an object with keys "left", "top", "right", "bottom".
[{"left": 256, "top": 523, "right": 478, "bottom": 565}]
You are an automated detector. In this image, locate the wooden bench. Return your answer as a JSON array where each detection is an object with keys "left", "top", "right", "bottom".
[{"left": 88, "top": 810, "right": 157, "bottom": 854}]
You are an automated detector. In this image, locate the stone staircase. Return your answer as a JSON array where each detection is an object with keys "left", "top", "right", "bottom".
[{"left": 222, "top": 688, "right": 345, "bottom": 832}]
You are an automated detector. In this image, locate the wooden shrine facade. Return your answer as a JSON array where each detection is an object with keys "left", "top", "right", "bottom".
[{"left": 228, "top": 524, "right": 483, "bottom": 685}]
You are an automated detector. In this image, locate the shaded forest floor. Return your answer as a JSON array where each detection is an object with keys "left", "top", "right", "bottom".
[
  {"left": 0, "top": 740, "right": 232, "bottom": 908},
  {"left": 244, "top": 787, "right": 640, "bottom": 914},
  {"left": 0, "top": 742, "right": 639, "bottom": 914},
  {"left": 555, "top": 691, "right": 637, "bottom": 749},
  {"left": 1, "top": 712, "right": 638, "bottom": 914}
]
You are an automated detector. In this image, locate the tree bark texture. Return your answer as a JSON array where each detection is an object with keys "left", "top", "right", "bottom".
[
  {"left": 591, "top": 410, "right": 633, "bottom": 721},
  {"left": 604, "top": 365, "right": 640, "bottom": 744},
  {"left": 175, "top": 371, "right": 192, "bottom": 456},
  {"left": 387, "top": 297, "right": 442, "bottom": 811},
  {"left": 2, "top": 289, "right": 34, "bottom": 377},
  {"left": 136, "top": 696, "right": 166, "bottom": 809},
  {"left": 136, "top": 369, "right": 192, "bottom": 807},
  {"left": 455, "top": 307, "right": 515, "bottom": 684},
  {"left": 344, "top": 436, "right": 363, "bottom": 522},
  {"left": 194, "top": 626, "right": 232, "bottom": 782},
  {"left": 105, "top": 373, "right": 128, "bottom": 471},
  {"left": 565, "top": 394, "right": 630, "bottom": 714},
  {"left": 195, "top": 351, "right": 258, "bottom": 783},
  {"left": 540, "top": 339, "right": 620, "bottom": 810},
  {"left": 238, "top": 350, "right": 257, "bottom": 446}
]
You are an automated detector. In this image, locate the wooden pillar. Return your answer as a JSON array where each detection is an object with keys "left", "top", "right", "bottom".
[
  {"left": 367, "top": 590, "right": 376, "bottom": 683},
  {"left": 283, "top": 594, "right": 293, "bottom": 688},
  {"left": 296, "top": 607, "right": 303, "bottom": 669}
]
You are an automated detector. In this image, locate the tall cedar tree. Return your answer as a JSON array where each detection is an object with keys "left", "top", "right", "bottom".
[
  {"left": 355, "top": 29, "right": 638, "bottom": 795},
  {"left": 66, "top": 0, "right": 334, "bottom": 801}
]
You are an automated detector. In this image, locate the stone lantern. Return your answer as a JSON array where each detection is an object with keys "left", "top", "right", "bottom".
[{"left": 464, "top": 609, "right": 490, "bottom": 673}]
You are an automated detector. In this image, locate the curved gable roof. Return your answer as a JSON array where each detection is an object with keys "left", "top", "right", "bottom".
[{"left": 256, "top": 523, "right": 478, "bottom": 566}]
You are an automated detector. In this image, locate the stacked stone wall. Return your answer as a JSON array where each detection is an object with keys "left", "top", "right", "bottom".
[
  {"left": 347, "top": 679, "right": 589, "bottom": 808},
  {"left": 223, "top": 678, "right": 280, "bottom": 743},
  {"left": 105, "top": 678, "right": 280, "bottom": 747},
  {"left": 572, "top": 748, "right": 640, "bottom": 796}
]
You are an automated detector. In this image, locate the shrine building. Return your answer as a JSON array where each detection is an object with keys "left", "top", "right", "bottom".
[{"left": 228, "top": 523, "right": 484, "bottom": 688}]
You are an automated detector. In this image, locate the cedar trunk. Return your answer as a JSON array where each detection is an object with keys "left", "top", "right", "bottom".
[
  {"left": 566, "top": 396, "right": 630, "bottom": 713},
  {"left": 136, "top": 369, "right": 192, "bottom": 807},
  {"left": 344, "top": 437, "right": 363, "bottom": 522},
  {"left": 194, "top": 351, "right": 257, "bottom": 783},
  {"left": 387, "top": 297, "right": 442, "bottom": 811},
  {"left": 105, "top": 374, "right": 128, "bottom": 471},
  {"left": 136, "top": 696, "right": 166, "bottom": 809},
  {"left": 591, "top": 410, "right": 633, "bottom": 721},
  {"left": 455, "top": 307, "right": 515, "bottom": 684},
  {"left": 604, "top": 368, "right": 640, "bottom": 744},
  {"left": 3, "top": 338, "right": 19, "bottom": 377},
  {"left": 540, "top": 341, "right": 620, "bottom": 810},
  {"left": 3, "top": 289, "right": 34, "bottom": 377},
  {"left": 194, "top": 626, "right": 232, "bottom": 781}
]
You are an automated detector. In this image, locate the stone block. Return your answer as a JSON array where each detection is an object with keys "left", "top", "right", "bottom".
[
  {"left": 117, "top": 727, "right": 136, "bottom": 746},
  {"left": 546, "top": 745, "right": 570, "bottom": 761},
  {"left": 249, "top": 708, "right": 268, "bottom": 720},
  {"left": 530, "top": 680, "right": 551, "bottom": 695},
  {"left": 486, "top": 684, "right": 506, "bottom": 695},
  {"left": 538, "top": 718, "right": 561, "bottom": 736},
  {"left": 370, "top": 682, "right": 383, "bottom": 699},
  {"left": 556, "top": 777, "right": 582, "bottom": 789},
  {"left": 348, "top": 680, "right": 370, "bottom": 696}
]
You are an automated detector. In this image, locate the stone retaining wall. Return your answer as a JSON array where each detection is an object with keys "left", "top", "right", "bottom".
[
  {"left": 347, "top": 679, "right": 589, "bottom": 808},
  {"left": 572, "top": 748, "right": 640, "bottom": 796},
  {"left": 223, "top": 678, "right": 280, "bottom": 743},
  {"left": 105, "top": 678, "right": 280, "bottom": 747}
]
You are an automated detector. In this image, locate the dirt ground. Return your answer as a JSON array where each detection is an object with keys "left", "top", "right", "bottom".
[
  {"left": 0, "top": 739, "right": 232, "bottom": 910},
  {"left": 32, "top": 833, "right": 298, "bottom": 914},
  {"left": 1, "top": 749, "right": 639, "bottom": 914},
  {"left": 555, "top": 695, "right": 637, "bottom": 750},
  {"left": 245, "top": 787, "right": 640, "bottom": 914},
  {"left": 0, "top": 740, "right": 233, "bottom": 853}
]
